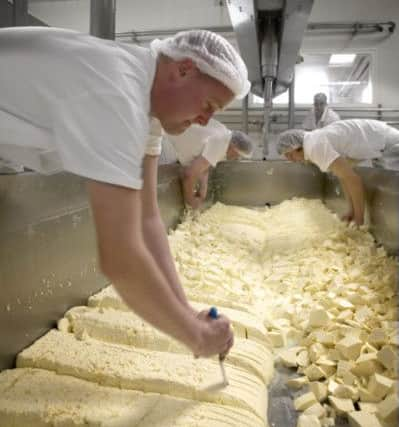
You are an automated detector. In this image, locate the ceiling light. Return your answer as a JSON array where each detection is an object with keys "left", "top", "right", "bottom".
[{"left": 329, "top": 54, "right": 356, "bottom": 65}]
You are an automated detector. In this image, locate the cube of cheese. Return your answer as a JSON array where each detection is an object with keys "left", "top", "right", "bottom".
[
  {"left": 342, "top": 371, "right": 357, "bottom": 386},
  {"left": 358, "top": 402, "right": 378, "bottom": 414},
  {"left": 297, "top": 414, "right": 321, "bottom": 427},
  {"left": 328, "top": 396, "right": 355, "bottom": 414},
  {"left": 368, "top": 328, "right": 388, "bottom": 347},
  {"left": 377, "top": 393, "right": 399, "bottom": 422},
  {"left": 309, "top": 382, "right": 328, "bottom": 402},
  {"left": 304, "top": 365, "right": 328, "bottom": 381},
  {"left": 367, "top": 373, "right": 394, "bottom": 400},
  {"left": 294, "top": 392, "right": 318, "bottom": 411},
  {"left": 308, "top": 309, "right": 330, "bottom": 328},
  {"left": 332, "top": 384, "right": 359, "bottom": 401},
  {"left": 359, "top": 387, "right": 382, "bottom": 403},
  {"left": 287, "top": 376, "right": 309, "bottom": 389},
  {"left": 377, "top": 346, "right": 396, "bottom": 370},
  {"left": 267, "top": 331, "right": 286, "bottom": 347},
  {"left": 278, "top": 348, "right": 298, "bottom": 368},
  {"left": 297, "top": 350, "right": 310, "bottom": 367},
  {"left": 347, "top": 411, "right": 383, "bottom": 427},
  {"left": 304, "top": 402, "right": 326, "bottom": 419},
  {"left": 336, "top": 336, "right": 363, "bottom": 360},
  {"left": 309, "top": 343, "right": 327, "bottom": 363},
  {"left": 352, "top": 353, "right": 382, "bottom": 377},
  {"left": 337, "top": 360, "right": 355, "bottom": 378}
]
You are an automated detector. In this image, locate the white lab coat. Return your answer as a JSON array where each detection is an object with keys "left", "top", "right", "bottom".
[
  {"left": 302, "top": 107, "right": 340, "bottom": 131},
  {"left": 304, "top": 119, "right": 399, "bottom": 172},
  {"left": 0, "top": 27, "right": 158, "bottom": 189},
  {"left": 166, "top": 119, "right": 232, "bottom": 167}
]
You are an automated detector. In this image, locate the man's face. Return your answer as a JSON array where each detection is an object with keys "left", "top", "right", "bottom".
[
  {"left": 314, "top": 99, "right": 326, "bottom": 117},
  {"left": 226, "top": 144, "right": 240, "bottom": 160},
  {"left": 285, "top": 148, "right": 304, "bottom": 162},
  {"left": 153, "top": 60, "right": 235, "bottom": 135}
]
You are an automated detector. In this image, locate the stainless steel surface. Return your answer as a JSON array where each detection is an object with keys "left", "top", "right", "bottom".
[
  {"left": 12, "top": 0, "right": 28, "bottom": 26},
  {"left": 227, "top": 0, "right": 313, "bottom": 98},
  {"left": 213, "top": 160, "right": 324, "bottom": 206},
  {"left": 0, "top": 165, "right": 185, "bottom": 371},
  {"left": 242, "top": 95, "right": 249, "bottom": 134},
  {"left": 260, "top": 16, "right": 278, "bottom": 156},
  {"left": 226, "top": 0, "right": 262, "bottom": 94},
  {"left": 90, "top": 0, "right": 116, "bottom": 40},
  {"left": 1, "top": 161, "right": 397, "bottom": 374},
  {"left": 275, "top": 0, "right": 313, "bottom": 93},
  {"left": 324, "top": 167, "right": 399, "bottom": 255},
  {"left": 288, "top": 72, "right": 295, "bottom": 129}
]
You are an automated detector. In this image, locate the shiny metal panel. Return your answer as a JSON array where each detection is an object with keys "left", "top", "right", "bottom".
[
  {"left": 324, "top": 167, "right": 399, "bottom": 255},
  {"left": 213, "top": 160, "right": 323, "bottom": 206},
  {"left": 276, "top": 0, "right": 314, "bottom": 89},
  {"left": 90, "top": 0, "right": 116, "bottom": 40},
  {"left": 226, "top": 0, "right": 262, "bottom": 94},
  {"left": 0, "top": 165, "right": 185, "bottom": 371}
]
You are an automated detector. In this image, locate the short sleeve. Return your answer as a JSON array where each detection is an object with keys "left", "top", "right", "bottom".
[
  {"left": 52, "top": 92, "right": 148, "bottom": 189},
  {"left": 202, "top": 131, "right": 231, "bottom": 167},
  {"left": 145, "top": 117, "right": 164, "bottom": 156},
  {"left": 305, "top": 134, "right": 340, "bottom": 172}
]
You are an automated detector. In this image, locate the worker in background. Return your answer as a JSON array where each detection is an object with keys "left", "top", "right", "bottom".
[
  {"left": 277, "top": 119, "right": 399, "bottom": 226},
  {"left": 0, "top": 27, "right": 250, "bottom": 358},
  {"left": 166, "top": 118, "right": 254, "bottom": 209},
  {"left": 302, "top": 93, "right": 340, "bottom": 131}
]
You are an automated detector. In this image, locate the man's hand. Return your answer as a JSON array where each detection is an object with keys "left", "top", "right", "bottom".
[
  {"left": 192, "top": 310, "right": 234, "bottom": 358},
  {"left": 341, "top": 210, "right": 354, "bottom": 223},
  {"left": 330, "top": 157, "right": 365, "bottom": 226}
]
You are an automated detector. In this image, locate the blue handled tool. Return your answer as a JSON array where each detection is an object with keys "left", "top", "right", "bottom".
[{"left": 208, "top": 306, "right": 229, "bottom": 386}]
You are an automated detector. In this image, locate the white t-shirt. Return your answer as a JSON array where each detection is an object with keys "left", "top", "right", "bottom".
[
  {"left": 302, "top": 107, "right": 340, "bottom": 131},
  {"left": 167, "top": 119, "right": 232, "bottom": 167},
  {"left": 304, "top": 119, "right": 395, "bottom": 172},
  {"left": 0, "top": 27, "right": 157, "bottom": 189}
]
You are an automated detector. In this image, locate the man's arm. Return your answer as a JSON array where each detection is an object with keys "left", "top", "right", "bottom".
[
  {"left": 182, "top": 155, "right": 211, "bottom": 208},
  {"left": 86, "top": 180, "right": 233, "bottom": 357},
  {"left": 141, "top": 154, "right": 193, "bottom": 311},
  {"left": 329, "top": 157, "right": 365, "bottom": 225}
]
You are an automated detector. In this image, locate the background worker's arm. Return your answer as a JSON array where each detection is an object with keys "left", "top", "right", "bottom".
[
  {"left": 140, "top": 154, "right": 193, "bottom": 312},
  {"left": 182, "top": 155, "right": 211, "bottom": 208},
  {"left": 86, "top": 179, "right": 233, "bottom": 357},
  {"left": 329, "top": 156, "right": 365, "bottom": 225}
]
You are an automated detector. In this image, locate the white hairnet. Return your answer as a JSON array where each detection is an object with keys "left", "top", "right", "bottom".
[
  {"left": 230, "top": 130, "right": 254, "bottom": 158},
  {"left": 277, "top": 129, "right": 306, "bottom": 155},
  {"left": 151, "top": 30, "right": 250, "bottom": 99}
]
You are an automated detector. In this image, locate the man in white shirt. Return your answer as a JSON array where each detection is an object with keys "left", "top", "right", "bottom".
[
  {"left": 302, "top": 93, "right": 340, "bottom": 131},
  {"left": 0, "top": 27, "right": 251, "bottom": 358},
  {"left": 277, "top": 119, "right": 399, "bottom": 226},
  {"left": 167, "top": 119, "right": 253, "bottom": 208}
]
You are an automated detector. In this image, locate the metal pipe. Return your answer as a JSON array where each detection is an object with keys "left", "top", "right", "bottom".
[
  {"left": 13, "top": 0, "right": 28, "bottom": 26},
  {"left": 260, "top": 16, "right": 278, "bottom": 158},
  {"left": 116, "top": 21, "right": 395, "bottom": 42},
  {"left": 288, "top": 71, "right": 295, "bottom": 129},
  {"left": 242, "top": 95, "right": 249, "bottom": 134},
  {"left": 90, "top": 0, "right": 116, "bottom": 40}
]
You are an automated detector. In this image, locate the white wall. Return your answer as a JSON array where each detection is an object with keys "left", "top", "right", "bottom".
[
  {"left": 306, "top": 0, "right": 399, "bottom": 107},
  {"left": 29, "top": 0, "right": 398, "bottom": 107}
]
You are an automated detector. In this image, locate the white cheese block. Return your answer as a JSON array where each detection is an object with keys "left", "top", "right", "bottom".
[
  {"left": 62, "top": 306, "right": 273, "bottom": 384},
  {"left": 0, "top": 368, "right": 265, "bottom": 427},
  {"left": 17, "top": 330, "right": 267, "bottom": 422},
  {"left": 347, "top": 411, "right": 383, "bottom": 427},
  {"left": 88, "top": 287, "right": 270, "bottom": 347}
]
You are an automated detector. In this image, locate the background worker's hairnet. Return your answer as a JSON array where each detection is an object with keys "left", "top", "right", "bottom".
[
  {"left": 277, "top": 129, "right": 306, "bottom": 155},
  {"left": 151, "top": 30, "right": 250, "bottom": 99},
  {"left": 230, "top": 130, "right": 254, "bottom": 158}
]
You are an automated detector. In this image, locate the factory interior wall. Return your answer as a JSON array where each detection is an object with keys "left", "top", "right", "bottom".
[{"left": 24, "top": 0, "right": 399, "bottom": 159}]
